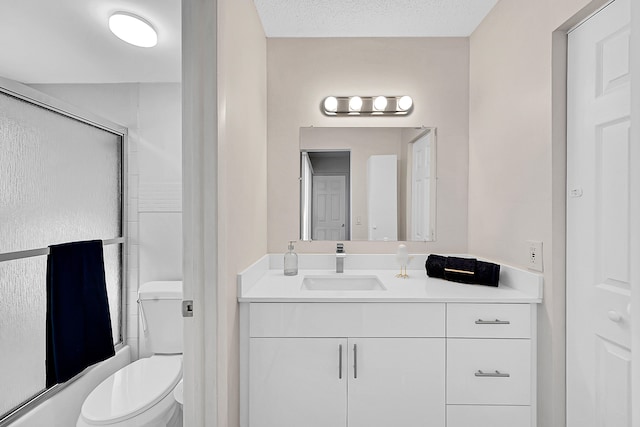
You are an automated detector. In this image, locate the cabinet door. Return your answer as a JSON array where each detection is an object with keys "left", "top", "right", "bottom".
[
  {"left": 249, "top": 338, "right": 347, "bottom": 427},
  {"left": 347, "top": 338, "right": 445, "bottom": 427}
]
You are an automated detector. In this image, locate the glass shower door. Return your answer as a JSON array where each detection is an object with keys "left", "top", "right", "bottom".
[{"left": 0, "top": 81, "right": 126, "bottom": 419}]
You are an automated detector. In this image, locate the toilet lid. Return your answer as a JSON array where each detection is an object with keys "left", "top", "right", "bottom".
[{"left": 81, "top": 355, "right": 182, "bottom": 425}]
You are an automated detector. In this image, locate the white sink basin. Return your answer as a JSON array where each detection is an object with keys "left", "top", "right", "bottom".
[{"left": 301, "top": 275, "right": 386, "bottom": 291}]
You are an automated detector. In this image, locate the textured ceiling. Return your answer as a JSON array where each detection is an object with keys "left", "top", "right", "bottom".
[{"left": 253, "top": 0, "right": 499, "bottom": 38}]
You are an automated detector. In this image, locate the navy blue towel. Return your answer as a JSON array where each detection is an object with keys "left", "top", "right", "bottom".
[{"left": 46, "top": 240, "right": 115, "bottom": 387}]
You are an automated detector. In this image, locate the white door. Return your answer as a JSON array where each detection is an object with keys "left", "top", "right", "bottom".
[
  {"left": 347, "top": 338, "right": 445, "bottom": 427},
  {"left": 411, "top": 133, "right": 431, "bottom": 241},
  {"left": 567, "top": 1, "right": 632, "bottom": 426},
  {"left": 312, "top": 175, "right": 347, "bottom": 240},
  {"left": 249, "top": 338, "right": 348, "bottom": 427}
]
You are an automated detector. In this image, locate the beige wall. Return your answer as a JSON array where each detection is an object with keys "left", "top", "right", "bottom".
[
  {"left": 468, "top": 0, "right": 607, "bottom": 426},
  {"left": 267, "top": 38, "right": 469, "bottom": 254},
  {"left": 217, "top": 0, "right": 267, "bottom": 425}
]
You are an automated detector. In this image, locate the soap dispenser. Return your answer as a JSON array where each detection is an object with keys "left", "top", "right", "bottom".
[{"left": 284, "top": 241, "right": 298, "bottom": 276}]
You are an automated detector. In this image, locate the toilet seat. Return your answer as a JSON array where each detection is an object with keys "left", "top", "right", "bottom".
[{"left": 80, "top": 355, "right": 182, "bottom": 425}]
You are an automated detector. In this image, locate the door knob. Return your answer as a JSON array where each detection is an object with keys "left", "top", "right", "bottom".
[{"left": 607, "top": 310, "right": 622, "bottom": 323}]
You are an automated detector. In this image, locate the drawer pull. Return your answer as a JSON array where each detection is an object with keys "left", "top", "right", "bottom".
[
  {"left": 475, "top": 319, "right": 510, "bottom": 325},
  {"left": 475, "top": 370, "right": 510, "bottom": 378},
  {"left": 338, "top": 344, "right": 343, "bottom": 379}
]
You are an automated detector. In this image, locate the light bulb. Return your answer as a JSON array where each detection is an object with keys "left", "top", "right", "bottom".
[
  {"left": 397, "top": 96, "right": 413, "bottom": 111},
  {"left": 349, "top": 96, "right": 363, "bottom": 112},
  {"left": 323, "top": 96, "right": 338, "bottom": 113},
  {"left": 373, "top": 96, "right": 388, "bottom": 111}
]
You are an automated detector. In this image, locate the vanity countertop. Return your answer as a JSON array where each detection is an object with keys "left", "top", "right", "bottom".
[{"left": 237, "top": 254, "right": 543, "bottom": 303}]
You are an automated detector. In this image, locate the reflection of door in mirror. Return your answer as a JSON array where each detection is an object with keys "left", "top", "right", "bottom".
[
  {"left": 313, "top": 175, "right": 346, "bottom": 240},
  {"left": 411, "top": 132, "right": 432, "bottom": 241},
  {"left": 300, "top": 151, "right": 350, "bottom": 240}
]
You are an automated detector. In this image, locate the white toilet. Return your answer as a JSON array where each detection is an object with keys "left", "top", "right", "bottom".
[{"left": 77, "top": 281, "right": 184, "bottom": 427}]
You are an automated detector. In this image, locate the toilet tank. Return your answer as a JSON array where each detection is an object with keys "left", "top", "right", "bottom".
[{"left": 138, "top": 281, "right": 183, "bottom": 355}]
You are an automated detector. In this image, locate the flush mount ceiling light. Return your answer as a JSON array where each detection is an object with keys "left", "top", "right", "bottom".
[
  {"left": 109, "top": 12, "right": 158, "bottom": 48},
  {"left": 322, "top": 96, "right": 414, "bottom": 116}
]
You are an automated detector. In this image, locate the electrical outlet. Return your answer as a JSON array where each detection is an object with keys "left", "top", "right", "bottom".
[{"left": 527, "top": 240, "right": 543, "bottom": 272}]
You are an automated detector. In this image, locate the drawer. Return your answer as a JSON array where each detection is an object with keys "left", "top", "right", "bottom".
[
  {"left": 250, "top": 303, "right": 445, "bottom": 337},
  {"left": 447, "top": 339, "right": 531, "bottom": 405},
  {"left": 447, "top": 405, "right": 531, "bottom": 427},
  {"left": 447, "top": 303, "right": 531, "bottom": 338}
]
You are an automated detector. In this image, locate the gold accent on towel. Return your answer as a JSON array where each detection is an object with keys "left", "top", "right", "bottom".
[{"left": 444, "top": 267, "right": 474, "bottom": 275}]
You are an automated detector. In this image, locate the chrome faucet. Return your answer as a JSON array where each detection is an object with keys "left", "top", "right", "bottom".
[{"left": 336, "top": 243, "right": 346, "bottom": 273}]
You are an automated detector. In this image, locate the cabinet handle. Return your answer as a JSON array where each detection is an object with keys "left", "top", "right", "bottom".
[
  {"left": 353, "top": 344, "right": 358, "bottom": 379},
  {"left": 475, "top": 370, "right": 510, "bottom": 378},
  {"left": 475, "top": 319, "right": 510, "bottom": 325},
  {"left": 338, "top": 344, "right": 343, "bottom": 379}
]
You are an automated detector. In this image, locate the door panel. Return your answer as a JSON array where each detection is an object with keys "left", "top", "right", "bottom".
[
  {"left": 595, "top": 337, "right": 631, "bottom": 427},
  {"left": 567, "top": 0, "right": 632, "bottom": 425},
  {"left": 599, "top": 119, "right": 631, "bottom": 283},
  {"left": 347, "top": 338, "right": 445, "bottom": 427}
]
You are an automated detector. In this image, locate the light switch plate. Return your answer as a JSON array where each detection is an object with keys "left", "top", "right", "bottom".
[{"left": 527, "top": 240, "right": 543, "bottom": 272}]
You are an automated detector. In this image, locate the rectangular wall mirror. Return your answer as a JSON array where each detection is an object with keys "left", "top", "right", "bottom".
[{"left": 300, "top": 127, "right": 437, "bottom": 242}]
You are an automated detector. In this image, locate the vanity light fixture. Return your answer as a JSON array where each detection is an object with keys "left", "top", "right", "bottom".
[
  {"left": 321, "top": 96, "right": 414, "bottom": 116},
  {"left": 109, "top": 12, "right": 158, "bottom": 48}
]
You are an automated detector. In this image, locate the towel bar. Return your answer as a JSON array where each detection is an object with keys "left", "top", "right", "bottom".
[{"left": 0, "top": 237, "right": 124, "bottom": 263}]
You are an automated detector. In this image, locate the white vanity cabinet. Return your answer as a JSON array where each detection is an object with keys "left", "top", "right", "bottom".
[
  {"left": 241, "top": 302, "right": 537, "bottom": 427},
  {"left": 246, "top": 303, "right": 446, "bottom": 427},
  {"left": 446, "top": 303, "right": 535, "bottom": 427}
]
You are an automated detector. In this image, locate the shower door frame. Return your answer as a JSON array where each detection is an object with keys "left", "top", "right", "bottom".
[{"left": 0, "top": 76, "right": 128, "bottom": 426}]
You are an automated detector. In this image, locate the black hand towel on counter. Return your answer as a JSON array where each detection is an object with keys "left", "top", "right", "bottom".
[
  {"left": 425, "top": 254, "right": 447, "bottom": 278},
  {"left": 425, "top": 254, "right": 500, "bottom": 287},
  {"left": 46, "top": 240, "right": 115, "bottom": 387}
]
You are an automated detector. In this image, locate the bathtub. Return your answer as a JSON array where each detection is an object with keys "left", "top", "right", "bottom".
[{"left": 8, "top": 346, "right": 131, "bottom": 427}]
